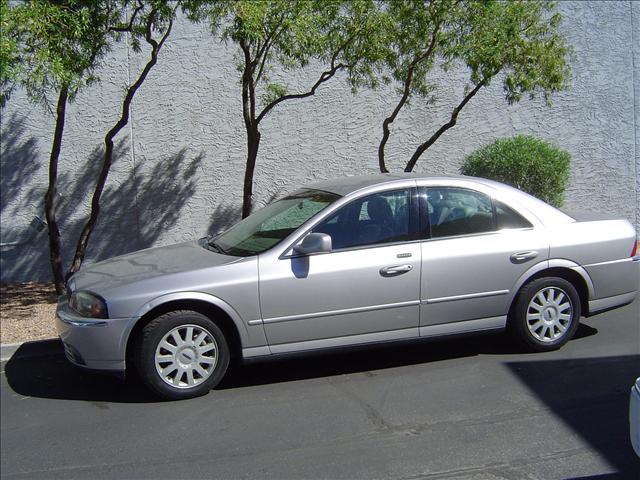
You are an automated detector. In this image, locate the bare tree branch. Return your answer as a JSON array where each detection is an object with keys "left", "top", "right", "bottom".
[
  {"left": 404, "top": 78, "right": 487, "bottom": 172},
  {"left": 378, "top": 27, "right": 440, "bottom": 173},
  {"left": 254, "top": 40, "right": 273, "bottom": 85},
  {"left": 255, "top": 33, "right": 356, "bottom": 124},
  {"left": 109, "top": 0, "right": 144, "bottom": 33}
]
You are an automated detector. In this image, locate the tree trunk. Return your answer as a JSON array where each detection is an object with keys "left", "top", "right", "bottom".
[
  {"left": 44, "top": 86, "right": 69, "bottom": 295},
  {"left": 240, "top": 39, "right": 259, "bottom": 219},
  {"left": 378, "top": 62, "right": 417, "bottom": 173},
  {"left": 242, "top": 127, "right": 261, "bottom": 218}
]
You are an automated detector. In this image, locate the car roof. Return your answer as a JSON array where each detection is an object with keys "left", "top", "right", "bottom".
[{"left": 306, "top": 173, "right": 454, "bottom": 196}]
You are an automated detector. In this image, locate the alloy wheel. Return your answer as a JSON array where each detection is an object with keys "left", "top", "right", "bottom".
[
  {"left": 526, "top": 287, "right": 573, "bottom": 342},
  {"left": 154, "top": 324, "right": 218, "bottom": 389}
]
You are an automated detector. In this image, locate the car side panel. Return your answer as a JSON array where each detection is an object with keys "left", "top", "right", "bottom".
[
  {"left": 420, "top": 229, "right": 549, "bottom": 326},
  {"left": 583, "top": 258, "right": 639, "bottom": 299},
  {"left": 549, "top": 219, "right": 638, "bottom": 300},
  {"left": 105, "top": 257, "right": 268, "bottom": 350},
  {"left": 549, "top": 220, "right": 635, "bottom": 265}
]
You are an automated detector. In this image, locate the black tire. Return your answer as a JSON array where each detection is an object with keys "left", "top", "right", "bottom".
[
  {"left": 509, "top": 277, "right": 581, "bottom": 352},
  {"left": 135, "top": 310, "right": 230, "bottom": 400}
]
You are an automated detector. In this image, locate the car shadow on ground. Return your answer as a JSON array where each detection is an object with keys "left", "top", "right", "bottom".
[
  {"left": 3, "top": 323, "right": 598, "bottom": 404},
  {"left": 220, "top": 322, "right": 598, "bottom": 389}
]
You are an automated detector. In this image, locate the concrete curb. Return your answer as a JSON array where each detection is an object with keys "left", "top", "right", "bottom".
[{"left": 0, "top": 338, "right": 61, "bottom": 362}]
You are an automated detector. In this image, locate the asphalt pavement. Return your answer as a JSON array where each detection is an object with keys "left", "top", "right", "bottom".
[{"left": 1, "top": 299, "right": 639, "bottom": 480}]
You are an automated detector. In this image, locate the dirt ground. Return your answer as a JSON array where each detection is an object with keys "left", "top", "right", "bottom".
[{"left": 0, "top": 283, "right": 57, "bottom": 344}]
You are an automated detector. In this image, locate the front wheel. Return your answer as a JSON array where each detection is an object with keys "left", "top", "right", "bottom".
[
  {"left": 135, "top": 310, "right": 230, "bottom": 400},
  {"left": 509, "top": 277, "right": 581, "bottom": 352}
]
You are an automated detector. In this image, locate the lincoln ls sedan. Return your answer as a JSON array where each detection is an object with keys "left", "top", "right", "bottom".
[{"left": 56, "top": 174, "right": 640, "bottom": 399}]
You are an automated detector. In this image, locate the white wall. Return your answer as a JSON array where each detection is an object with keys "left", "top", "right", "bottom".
[{"left": 1, "top": 1, "right": 638, "bottom": 281}]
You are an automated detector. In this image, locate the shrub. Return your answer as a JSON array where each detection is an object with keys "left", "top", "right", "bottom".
[{"left": 460, "top": 135, "right": 571, "bottom": 207}]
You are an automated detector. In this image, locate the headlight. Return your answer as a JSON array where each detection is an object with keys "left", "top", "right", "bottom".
[{"left": 69, "top": 291, "right": 108, "bottom": 319}]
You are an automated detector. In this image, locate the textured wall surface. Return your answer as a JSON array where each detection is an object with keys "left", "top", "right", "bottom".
[{"left": 1, "top": 1, "right": 638, "bottom": 282}]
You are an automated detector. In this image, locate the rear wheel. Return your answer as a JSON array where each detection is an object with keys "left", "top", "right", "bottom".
[
  {"left": 510, "top": 277, "right": 581, "bottom": 352},
  {"left": 135, "top": 310, "right": 230, "bottom": 400}
]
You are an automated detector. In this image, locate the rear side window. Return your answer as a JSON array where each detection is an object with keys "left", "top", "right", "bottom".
[
  {"left": 426, "top": 188, "right": 494, "bottom": 238},
  {"left": 423, "top": 188, "right": 533, "bottom": 238},
  {"left": 494, "top": 200, "right": 532, "bottom": 230}
]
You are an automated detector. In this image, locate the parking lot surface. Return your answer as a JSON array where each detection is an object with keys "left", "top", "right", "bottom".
[{"left": 1, "top": 299, "right": 639, "bottom": 479}]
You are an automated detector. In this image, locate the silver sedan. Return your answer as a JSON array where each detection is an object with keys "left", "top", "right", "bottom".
[{"left": 56, "top": 174, "right": 640, "bottom": 399}]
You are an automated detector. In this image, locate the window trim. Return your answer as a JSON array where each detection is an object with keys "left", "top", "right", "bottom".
[{"left": 280, "top": 186, "right": 420, "bottom": 259}]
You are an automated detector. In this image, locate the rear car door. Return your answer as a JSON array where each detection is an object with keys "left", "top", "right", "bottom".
[{"left": 418, "top": 186, "right": 549, "bottom": 333}]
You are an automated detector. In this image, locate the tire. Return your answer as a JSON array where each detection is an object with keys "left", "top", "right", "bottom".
[
  {"left": 509, "top": 277, "right": 581, "bottom": 352},
  {"left": 135, "top": 310, "right": 230, "bottom": 400}
]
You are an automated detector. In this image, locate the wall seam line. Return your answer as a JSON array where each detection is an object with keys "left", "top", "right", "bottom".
[
  {"left": 125, "top": 7, "right": 142, "bottom": 248},
  {"left": 631, "top": 1, "right": 638, "bottom": 230}
]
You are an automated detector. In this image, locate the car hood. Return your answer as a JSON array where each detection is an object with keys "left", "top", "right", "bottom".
[{"left": 70, "top": 240, "right": 242, "bottom": 293}]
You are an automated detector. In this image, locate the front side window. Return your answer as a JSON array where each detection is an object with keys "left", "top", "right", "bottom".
[
  {"left": 426, "top": 187, "right": 494, "bottom": 238},
  {"left": 211, "top": 189, "right": 340, "bottom": 256},
  {"left": 313, "top": 189, "right": 411, "bottom": 250}
]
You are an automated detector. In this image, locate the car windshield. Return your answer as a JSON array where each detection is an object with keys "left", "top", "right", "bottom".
[{"left": 209, "top": 189, "right": 340, "bottom": 256}]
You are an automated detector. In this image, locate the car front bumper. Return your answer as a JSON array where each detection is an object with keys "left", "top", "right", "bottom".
[{"left": 55, "top": 297, "right": 135, "bottom": 372}]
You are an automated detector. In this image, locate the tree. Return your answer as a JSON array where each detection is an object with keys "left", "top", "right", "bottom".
[
  {"left": 460, "top": 135, "right": 571, "bottom": 207},
  {"left": 2, "top": 0, "right": 178, "bottom": 293},
  {"left": 67, "top": 0, "right": 178, "bottom": 277},
  {"left": 0, "top": 0, "right": 19, "bottom": 107},
  {"left": 196, "top": 0, "right": 389, "bottom": 217},
  {"left": 2, "top": 0, "right": 123, "bottom": 294},
  {"left": 377, "top": 0, "right": 571, "bottom": 173}
]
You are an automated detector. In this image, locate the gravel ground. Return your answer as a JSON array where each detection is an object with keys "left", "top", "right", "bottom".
[{"left": 0, "top": 283, "right": 57, "bottom": 344}]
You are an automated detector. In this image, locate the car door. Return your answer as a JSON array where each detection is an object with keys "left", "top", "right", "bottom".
[
  {"left": 418, "top": 186, "right": 549, "bottom": 334},
  {"left": 259, "top": 187, "right": 422, "bottom": 352}
]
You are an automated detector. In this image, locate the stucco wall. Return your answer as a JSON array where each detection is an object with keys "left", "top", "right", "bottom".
[{"left": 1, "top": 1, "right": 638, "bottom": 282}]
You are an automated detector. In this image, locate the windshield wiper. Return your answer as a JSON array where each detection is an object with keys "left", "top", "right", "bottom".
[{"left": 205, "top": 237, "right": 228, "bottom": 255}]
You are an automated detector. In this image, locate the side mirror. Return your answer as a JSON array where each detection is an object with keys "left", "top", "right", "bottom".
[{"left": 293, "top": 232, "right": 332, "bottom": 255}]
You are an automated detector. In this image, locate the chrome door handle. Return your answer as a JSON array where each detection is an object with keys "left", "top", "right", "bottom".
[
  {"left": 510, "top": 251, "right": 539, "bottom": 264},
  {"left": 380, "top": 264, "right": 413, "bottom": 277}
]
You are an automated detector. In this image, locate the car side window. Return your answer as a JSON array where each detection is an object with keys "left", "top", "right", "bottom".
[
  {"left": 314, "top": 189, "right": 410, "bottom": 250},
  {"left": 426, "top": 187, "right": 494, "bottom": 238},
  {"left": 494, "top": 200, "right": 533, "bottom": 229}
]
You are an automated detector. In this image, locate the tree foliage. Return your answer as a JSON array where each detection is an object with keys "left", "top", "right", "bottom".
[
  {"left": 1, "top": 0, "right": 178, "bottom": 293},
  {"left": 193, "top": 0, "right": 389, "bottom": 217},
  {"left": 378, "top": 0, "right": 572, "bottom": 172},
  {"left": 0, "top": 0, "right": 121, "bottom": 108},
  {"left": 460, "top": 135, "right": 571, "bottom": 207}
]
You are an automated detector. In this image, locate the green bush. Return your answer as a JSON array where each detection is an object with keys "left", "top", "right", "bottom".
[{"left": 460, "top": 135, "right": 571, "bottom": 207}]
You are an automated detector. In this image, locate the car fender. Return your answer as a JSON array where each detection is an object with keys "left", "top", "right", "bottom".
[
  {"left": 507, "top": 259, "right": 595, "bottom": 307},
  {"left": 121, "top": 291, "right": 251, "bottom": 354}
]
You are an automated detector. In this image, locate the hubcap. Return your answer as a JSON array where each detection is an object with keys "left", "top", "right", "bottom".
[
  {"left": 526, "top": 287, "right": 573, "bottom": 343},
  {"left": 155, "top": 324, "right": 218, "bottom": 389}
]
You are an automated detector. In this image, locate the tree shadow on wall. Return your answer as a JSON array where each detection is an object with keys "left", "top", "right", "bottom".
[
  {"left": 0, "top": 113, "right": 213, "bottom": 281},
  {"left": 0, "top": 113, "right": 40, "bottom": 218},
  {"left": 203, "top": 188, "right": 287, "bottom": 239},
  {"left": 207, "top": 203, "right": 242, "bottom": 238}
]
